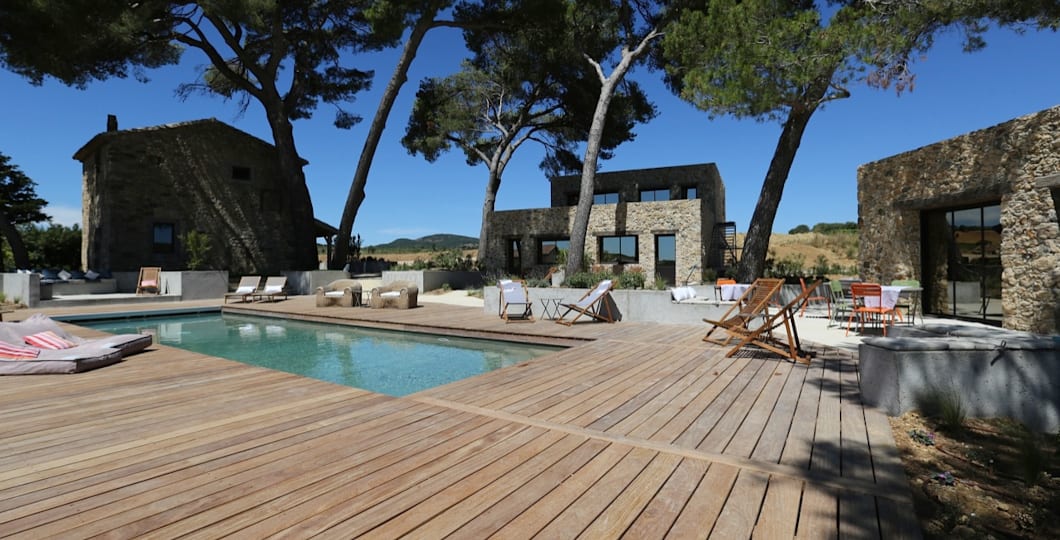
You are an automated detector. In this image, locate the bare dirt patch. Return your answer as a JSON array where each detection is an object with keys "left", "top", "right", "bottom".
[{"left": 891, "top": 411, "right": 1060, "bottom": 538}]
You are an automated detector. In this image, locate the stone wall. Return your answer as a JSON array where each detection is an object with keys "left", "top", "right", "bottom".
[
  {"left": 75, "top": 119, "right": 300, "bottom": 275},
  {"left": 858, "top": 106, "right": 1060, "bottom": 333},
  {"left": 488, "top": 199, "right": 704, "bottom": 283},
  {"left": 487, "top": 163, "right": 725, "bottom": 282}
]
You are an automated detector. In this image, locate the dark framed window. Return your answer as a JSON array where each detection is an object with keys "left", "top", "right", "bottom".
[
  {"left": 566, "top": 192, "right": 579, "bottom": 205},
  {"left": 593, "top": 192, "right": 619, "bottom": 204},
  {"left": 685, "top": 187, "right": 698, "bottom": 199},
  {"left": 599, "top": 235, "right": 638, "bottom": 263},
  {"left": 232, "top": 166, "right": 252, "bottom": 180},
  {"left": 506, "top": 238, "right": 522, "bottom": 275},
  {"left": 538, "top": 238, "right": 570, "bottom": 265},
  {"left": 152, "top": 223, "right": 175, "bottom": 254},
  {"left": 640, "top": 188, "right": 669, "bottom": 202}
]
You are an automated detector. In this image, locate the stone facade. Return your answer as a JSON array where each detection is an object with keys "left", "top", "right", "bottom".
[
  {"left": 74, "top": 118, "right": 303, "bottom": 275},
  {"left": 487, "top": 163, "right": 726, "bottom": 284},
  {"left": 858, "top": 106, "right": 1060, "bottom": 334}
]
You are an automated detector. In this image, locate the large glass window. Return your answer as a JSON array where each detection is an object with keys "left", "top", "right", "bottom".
[
  {"left": 924, "top": 202, "right": 1002, "bottom": 325},
  {"left": 152, "top": 223, "right": 175, "bottom": 254},
  {"left": 538, "top": 238, "right": 570, "bottom": 265},
  {"left": 640, "top": 189, "right": 669, "bottom": 202},
  {"left": 599, "top": 235, "right": 638, "bottom": 263},
  {"left": 593, "top": 192, "right": 619, "bottom": 204}
]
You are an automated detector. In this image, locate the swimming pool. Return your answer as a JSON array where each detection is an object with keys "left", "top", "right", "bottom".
[{"left": 79, "top": 312, "right": 561, "bottom": 396}]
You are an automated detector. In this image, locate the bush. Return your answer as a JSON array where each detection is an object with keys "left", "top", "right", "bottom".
[
  {"left": 180, "top": 230, "right": 212, "bottom": 270},
  {"left": 616, "top": 267, "right": 646, "bottom": 290},
  {"left": 564, "top": 270, "right": 614, "bottom": 288},
  {"left": 429, "top": 249, "right": 475, "bottom": 271}
]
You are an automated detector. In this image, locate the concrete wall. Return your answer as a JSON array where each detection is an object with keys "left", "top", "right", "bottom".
[
  {"left": 383, "top": 270, "right": 484, "bottom": 292},
  {"left": 0, "top": 273, "right": 41, "bottom": 307},
  {"left": 284, "top": 270, "right": 350, "bottom": 295},
  {"left": 483, "top": 285, "right": 735, "bottom": 324},
  {"left": 859, "top": 324, "right": 1060, "bottom": 432},
  {"left": 858, "top": 106, "right": 1060, "bottom": 333}
]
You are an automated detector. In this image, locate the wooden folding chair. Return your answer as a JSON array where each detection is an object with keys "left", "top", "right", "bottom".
[
  {"left": 135, "top": 267, "right": 161, "bottom": 295},
  {"left": 719, "top": 280, "right": 822, "bottom": 364},
  {"left": 555, "top": 280, "right": 616, "bottom": 326},
  {"left": 703, "top": 278, "right": 784, "bottom": 346}
]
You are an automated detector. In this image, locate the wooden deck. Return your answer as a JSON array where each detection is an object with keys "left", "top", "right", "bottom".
[{"left": 0, "top": 297, "right": 920, "bottom": 538}]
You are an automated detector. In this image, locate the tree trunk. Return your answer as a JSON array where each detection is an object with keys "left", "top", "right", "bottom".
[
  {"left": 331, "top": 15, "right": 437, "bottom": 269},
  {"left": 566, "top": 76, "right": 616, "bottom": 276},
  {"left": 477, "top": 167, "right": 502, "bottom": 273},
  {"left": 567, "top": 31, "right": 660, "bottom": 276},
  {"left": 735, "top": 102, "right": 821, "bottom": 282},
  {"left": 264, "top": 104, "right": 318, "bottom": 271},
  {"left": 0, "top": 209, "right": 30, "bottom": 270}
]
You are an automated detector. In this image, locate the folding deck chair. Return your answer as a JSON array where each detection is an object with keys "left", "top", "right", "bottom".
[
  {"left": 703, "top": 278, "right": 784, "bottom": 347},
  {"left": 135, "top": 267, "right": 162, "bottom": 295},
  {"left": 498, "top": 279, "right": 534, "bottom": 323},
  {"left": 713, "top": 280, "right": 823, "bottom": 364},
  {"left": 555, "top": 279, "right": 615, "bottom": 326}
]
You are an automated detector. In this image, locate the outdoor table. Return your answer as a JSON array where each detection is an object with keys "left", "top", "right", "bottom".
[
  {"left": 540, "top": 297, "right": 564, "bottom": 320},
  {"left": 719, "top": 283, "right": 751, "bottom": 301}
]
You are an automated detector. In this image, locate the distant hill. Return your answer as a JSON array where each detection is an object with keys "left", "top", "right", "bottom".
[{"left": 363, "top": 234, "right": 478, "bottom": 253}]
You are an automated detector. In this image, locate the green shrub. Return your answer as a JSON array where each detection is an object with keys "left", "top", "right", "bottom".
[
  {"left": 564, "top": 270, "right": 614, "bottom": 288},
  {"left": 616, "top": 267, "right": 646, "bottom": 290},
  {"left": 525, "top": 277, "right": 549, "bottom": 288},
  {"left": 652, "top": 274, "right": 667, "bottom": 290},
  {"left": 430, "top": 249, "right": 475, "bottom": 271},
  {"left": 916, "top": 385, "right": 966, "bottom": 432},
  {"left": 180, "top": 230, "right": 212, "bottom": 270}
]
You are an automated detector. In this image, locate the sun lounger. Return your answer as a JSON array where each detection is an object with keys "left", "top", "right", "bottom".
[
  {"left": 254, "top": 276, "right": 288, "bottom": 302},
  {"left": 225, "top": 276, "right": 262, "bottom": 304}
]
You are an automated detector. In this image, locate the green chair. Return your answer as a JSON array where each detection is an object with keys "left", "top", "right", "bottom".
[
  {"left": 827, "top": 280, "right": 852, "bottom": 328},
  {"left": 890, "top": 279, "right": 921, "bottom": 325}
]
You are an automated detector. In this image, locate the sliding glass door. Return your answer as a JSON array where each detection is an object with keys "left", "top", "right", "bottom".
[{"left": 936, "top": 204, "right": 1003, "bottom": 324}]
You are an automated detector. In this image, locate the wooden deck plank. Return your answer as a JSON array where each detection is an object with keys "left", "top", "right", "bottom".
[
  {"left": 0, "top": 298, "right": 919, "bottom": 538},
  {"left": 448, "top": 438, "right": 611, "bottom": 539},
  {"left": 666, "top": 463, "right": 740, "bottom": 539},
  {"left": 579, "top": 452, "right": 683, "bottom": 538}
]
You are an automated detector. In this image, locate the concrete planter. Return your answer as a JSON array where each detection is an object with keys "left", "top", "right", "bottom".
[{"left": 383, "top": 270, "right": 483, "bottom": 292}]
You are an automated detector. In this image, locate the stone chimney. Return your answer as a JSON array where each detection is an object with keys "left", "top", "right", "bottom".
[{"left": 106, "top": 114, "right": 118, "bottom": 132}]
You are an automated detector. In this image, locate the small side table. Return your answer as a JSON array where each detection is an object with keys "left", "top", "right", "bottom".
[{"left": 540, "top": 297, "right": 564, "bottom": 320}]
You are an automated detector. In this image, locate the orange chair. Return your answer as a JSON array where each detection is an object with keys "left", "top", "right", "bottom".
[
  {"left": 845, "top": 283, "right": 898, "bottom": 336},
  {"left": 798, "top": 277, "right": 831, "bottom": 318}
]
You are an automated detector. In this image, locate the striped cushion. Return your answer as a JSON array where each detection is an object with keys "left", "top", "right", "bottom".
[
  {"left": 24, "top": 331, "right": 75, "bottom": 350},
  {"left": 0, "top": 341, "right": 40, "bottom": 359}
]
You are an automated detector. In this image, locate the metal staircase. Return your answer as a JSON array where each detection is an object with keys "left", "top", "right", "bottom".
[{"left": 713, "top": 222, "right": 739, "bottom": 270}]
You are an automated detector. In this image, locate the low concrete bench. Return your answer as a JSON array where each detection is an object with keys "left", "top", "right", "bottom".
[{"left": 859, "top": 324, "right": 1060, "bottom": 432}]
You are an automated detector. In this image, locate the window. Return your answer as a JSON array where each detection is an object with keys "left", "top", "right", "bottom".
[
  {"left": 152, "top": 223, "right": 175, "bottom": 254},
  {"left": 538, "top": 238, "right": 570, "bottom": 265},
  {"left": 599, "top": 235, "right": 638, "bottom": 263},
  {"left": 506, "top": 238, "right": 522, "bottom": 275},
  {"left": 685, "top": 187, "right": 698, "bottom": 199},
  {"left": 232, "top": 166, "right": 252, "bottom": 180},
  {"left": 593, "top": 192, "right": 619, "bottom": 204},
  {"left": 640, "top": 189, "right": 670, "bottom": 202}
]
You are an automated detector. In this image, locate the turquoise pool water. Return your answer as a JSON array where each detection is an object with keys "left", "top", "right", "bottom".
[{"left": 80, "top": 312, "right": 560, "bottom": 396}]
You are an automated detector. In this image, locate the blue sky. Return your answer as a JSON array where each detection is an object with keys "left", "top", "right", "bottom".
[{"left": 1, "top": 23, "right": 1058, "bottom": 247}]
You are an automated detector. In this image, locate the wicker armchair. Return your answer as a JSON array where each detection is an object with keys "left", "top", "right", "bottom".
[
  {"left": 315, "top": 279, "right": 362, "bottom": 307},
  {"left": 369, "top": 281, "right": 418, "bottom": 309}
]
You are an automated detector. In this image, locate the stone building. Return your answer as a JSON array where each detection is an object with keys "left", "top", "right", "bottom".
[
  {"left": 74, "top": 117, "right": 322, "bottom": 275},
  {"left": 858, "top": 106, "right": 1060, "bottom": 334},
  {"left": 486, "top": 163, "right": 727, "bottom": 285}
]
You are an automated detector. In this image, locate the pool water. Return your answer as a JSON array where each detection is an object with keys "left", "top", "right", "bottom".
[{"left": 81, "top": 312, "right": 560, "bottom": 396}]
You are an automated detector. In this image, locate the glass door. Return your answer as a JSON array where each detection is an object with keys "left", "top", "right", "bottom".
[
  {"left": 655, "top": 234, "right": 676, "bottom": 286},
  {"left": 944, "top": 204, "right": 1002, "bottom": 324}
]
